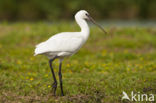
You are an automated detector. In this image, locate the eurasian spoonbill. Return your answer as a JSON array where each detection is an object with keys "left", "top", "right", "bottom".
[{"left": 34, "top": 10, "right": 106, "bottom": 96}]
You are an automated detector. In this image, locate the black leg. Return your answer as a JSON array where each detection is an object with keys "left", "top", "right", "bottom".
[
  {"left": 58, "top": 60, "right": 64, "bottom": 96},
  {"left": 49, "top": 57, "right": 57, "bottom": 96}
]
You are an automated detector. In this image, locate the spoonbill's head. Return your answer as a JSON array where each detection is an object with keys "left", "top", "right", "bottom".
[
  {"left": 75, "top": 10, "right": 107, "bottom": 34},
  {"left": 75, "top": 10, "right": 90, "bottom": 20}
]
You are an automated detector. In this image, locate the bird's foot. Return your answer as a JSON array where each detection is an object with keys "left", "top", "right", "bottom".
[{"left": 51, "top": 82, "right": 57, "bottom": 96}]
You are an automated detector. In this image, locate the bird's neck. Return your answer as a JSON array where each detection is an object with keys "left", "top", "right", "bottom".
[{"left": 75, "top": 17, "right": 90, "bottom": 39}]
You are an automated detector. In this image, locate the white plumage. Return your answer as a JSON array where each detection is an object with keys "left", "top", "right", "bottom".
[
  {"left": 34, "top": 10, "right": 105, "bottom": 96},
  {"left": 35, "top": 32, "right": 85, "bottom": 58},
  {"left": 34, "top": 10, "right": 90, "bottom": 59}
]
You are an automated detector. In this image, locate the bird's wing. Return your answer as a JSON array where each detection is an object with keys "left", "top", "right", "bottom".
[
  {"left": 47, "top": 36, "right": 83, "bottom": 52},
  {"left": 34, "top": 35, "right": 83, "bottom": 55}
]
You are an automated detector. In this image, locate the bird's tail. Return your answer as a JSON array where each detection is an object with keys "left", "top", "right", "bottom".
[{"left": 34, "top": 42, "right": 47, "bottom": 56}]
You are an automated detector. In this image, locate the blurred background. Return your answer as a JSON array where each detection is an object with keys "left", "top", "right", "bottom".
[
  {"left": 0, "top": 0, "right": 156, "bottom": 21},
  {"left": 0, "top": 0, "right": 156, "bottom": 102}
]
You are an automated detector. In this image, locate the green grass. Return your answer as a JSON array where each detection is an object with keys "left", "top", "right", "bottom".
[{"left": 0, "top": 22, "right": 156, "bottom": 103}]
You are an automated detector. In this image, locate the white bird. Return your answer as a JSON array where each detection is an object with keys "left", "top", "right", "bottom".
[{"left": 34, "top": 10, "right": 106, "bottom": 96}]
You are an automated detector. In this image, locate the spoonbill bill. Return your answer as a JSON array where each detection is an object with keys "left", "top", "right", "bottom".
[{"left": 34, "top": 10, "right": 106, "bottom": 96}]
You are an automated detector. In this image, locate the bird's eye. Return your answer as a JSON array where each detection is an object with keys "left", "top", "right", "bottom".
[{"left": 85, "top": 13, "right": 89, "bottom": 16}]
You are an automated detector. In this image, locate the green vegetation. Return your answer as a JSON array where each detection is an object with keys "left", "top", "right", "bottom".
[
  {"left": 0, "top": 22, "right": 156, "bottom": 102},
  {"left": 0, "top": 0, "right": 156, "bottom": 20}
]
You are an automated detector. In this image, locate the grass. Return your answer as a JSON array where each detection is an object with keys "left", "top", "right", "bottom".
[{"left": 0, "top": 22, "right": 156, "bottom": 103}]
